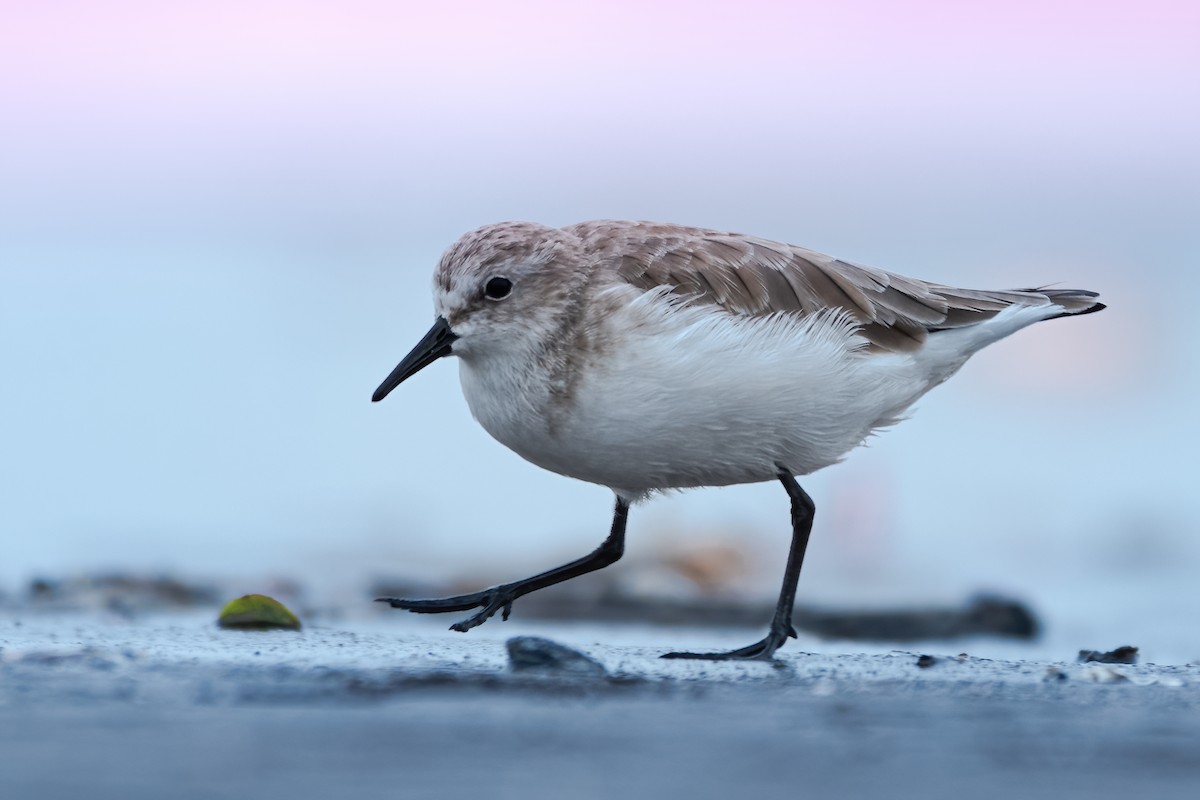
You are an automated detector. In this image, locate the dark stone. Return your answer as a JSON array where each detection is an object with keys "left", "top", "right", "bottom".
[
  {"left": 1078, "top": 646, "right": 1138, "bottom": 664},
  {"left": 506, "top": 636, "right": 608, "bottom": 676}
]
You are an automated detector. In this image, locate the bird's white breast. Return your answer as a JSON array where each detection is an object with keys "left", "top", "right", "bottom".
[{"left": 458, "top": 286, "right": 939, "bottom": 498}]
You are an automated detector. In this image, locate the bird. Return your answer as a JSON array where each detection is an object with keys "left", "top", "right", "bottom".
[{"left": 371, "top": 220, "right": 1104, "bottom": 660}]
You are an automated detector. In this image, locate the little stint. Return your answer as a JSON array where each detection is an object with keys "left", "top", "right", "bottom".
[{"left": 372, "top": 220, "right": 1104, "bottom": 660}]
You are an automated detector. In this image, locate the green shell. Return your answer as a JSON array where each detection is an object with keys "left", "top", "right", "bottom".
[{"left": 217, "top": 594, "right": 302, "bottom": 631}]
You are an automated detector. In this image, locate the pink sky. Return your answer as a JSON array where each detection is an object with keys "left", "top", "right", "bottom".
[{"left": 2, "top": 0, "right": 1196, "bottom": 181}]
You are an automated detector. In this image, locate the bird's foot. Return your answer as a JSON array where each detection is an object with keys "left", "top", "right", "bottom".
[
  {"left": 660, "top": 623, "right": 797, "bottom": 661},
  {"left": 376, "top": 585, "right": 518, "bottom": 632}
]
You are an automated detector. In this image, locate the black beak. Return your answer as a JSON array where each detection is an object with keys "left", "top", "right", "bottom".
[{"left": 372, "top": 316, "right": 458, "bottom": 402}]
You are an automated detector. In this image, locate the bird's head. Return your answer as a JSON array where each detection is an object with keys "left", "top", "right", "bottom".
[{"left": 372, "top": 222, "right": 584, "bottom": 402}]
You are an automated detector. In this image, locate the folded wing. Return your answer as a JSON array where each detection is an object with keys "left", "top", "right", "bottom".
[{"left": 569, "top": 221, "right": 1102, "bottom": 353}]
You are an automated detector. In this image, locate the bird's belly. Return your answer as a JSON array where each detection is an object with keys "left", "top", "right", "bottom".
[
  {"left": 545, "top": 394, "right": 863, "bottom": 492},
  {"left": 459, "top": 303, "right": 927, "bottom": 496},
  {"left": 460, "top": 368, "right": 792, "bottom": 493},
  {"left": 477, "top": 372, "right": 900, "bottom": 497},
  {"left": 534, "top": 423, "right": 800, "bottom": 493}
]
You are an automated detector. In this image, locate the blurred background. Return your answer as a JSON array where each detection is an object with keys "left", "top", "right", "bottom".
[{"left": 3, "top": 1, "right": 1197, "bottom": 657}]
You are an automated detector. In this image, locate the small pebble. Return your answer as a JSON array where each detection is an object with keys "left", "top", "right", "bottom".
[
  {"left": 1082, "top": 665, "right": 1130, "bottom": 684},
  {"left": 506, "top": 636, "right": 607, "bottom": 676},
  {"left": 1078, "top": 646, "right": 1138, "bottom": 665},
  {"left": 916, "top": 654, "right": 937, "bottom": 668},
  {"left": 1044, "top": 667, "right": 1068, "bottom": 682}
]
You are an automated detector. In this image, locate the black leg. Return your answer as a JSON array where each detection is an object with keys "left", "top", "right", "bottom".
[
  {"left": 378, "top": 497, "right": 629, "bottom": 632},
  {"left": 662, "top": 469, "right": 815, "bottom": 661}
]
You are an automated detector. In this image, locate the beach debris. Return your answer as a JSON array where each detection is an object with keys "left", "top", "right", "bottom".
[
  {"left": 1044, "top": 666, "right": 1068, "bottom": 682},
  {"left": 1082, "top": 665, "right": 1131, "bottom": 684},
  {"left": 217, "top": 594, "right": 302, "bottom": 631},
  {"left": 27, "top": 573, "right": 219, "bottom": 615},
  {"left": 1078, "top": 646, "right": 1138, "bottom": 664},
  {"left": 443, "top": 580, "right": 1041, "bottom": 642},
  {"left": 795, "top": 596, "right": 1039, "bottom": 641},
  {"left": 506, "top": 636, "right": 607, "bottom": 676}
]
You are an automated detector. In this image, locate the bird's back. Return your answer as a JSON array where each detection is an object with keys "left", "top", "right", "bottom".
[{"left": 567, "top": 220, "right": 1103, "bottom": 352}]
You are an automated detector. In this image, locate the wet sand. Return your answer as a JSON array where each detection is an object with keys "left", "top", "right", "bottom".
[{"left": 2, "top": 610, "right": 1199, "bottom": 799}]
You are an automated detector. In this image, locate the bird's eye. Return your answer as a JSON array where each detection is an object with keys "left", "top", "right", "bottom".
[{"left": 484, "top": 276, "right": 513, "bottom": 300}]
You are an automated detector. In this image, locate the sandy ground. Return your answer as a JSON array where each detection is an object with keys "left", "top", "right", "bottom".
[{"left": 3, "top": 608, "right": 1199, "bottom": 800}]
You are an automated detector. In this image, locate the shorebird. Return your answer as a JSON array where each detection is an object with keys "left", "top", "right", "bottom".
[{"left": 372, "top": 220, "right": 1104, "bottom": 660}]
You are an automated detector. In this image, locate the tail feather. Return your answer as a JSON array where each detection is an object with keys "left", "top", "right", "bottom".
[
  {"left": 916, "top": 286, "right": 1104, "bottom": 381},
  {"left": 927, "top": 287, "right": 1105, "bottom": 334},
  {"left": 1019, "top": 287, "right": 1106, "bottom": 319}
]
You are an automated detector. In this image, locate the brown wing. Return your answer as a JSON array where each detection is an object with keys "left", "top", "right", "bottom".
[{"left": 567, "top": 220, "right": 1098, "bottom": 353}]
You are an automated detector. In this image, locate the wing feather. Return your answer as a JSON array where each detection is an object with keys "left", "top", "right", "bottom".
[{"left": 567, "top": 221, "right": 1098, "bottom": 353}]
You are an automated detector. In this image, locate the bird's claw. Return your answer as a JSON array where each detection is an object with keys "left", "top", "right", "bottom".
[
  {"left": 660, "top": 626, "right": 794, "bottom": 661},
  {"left": 448, "top": 590, "right": 516, "bottom": 631},
  {"left": 378, "top": 585, "right": 518, "bottom": 632}
]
